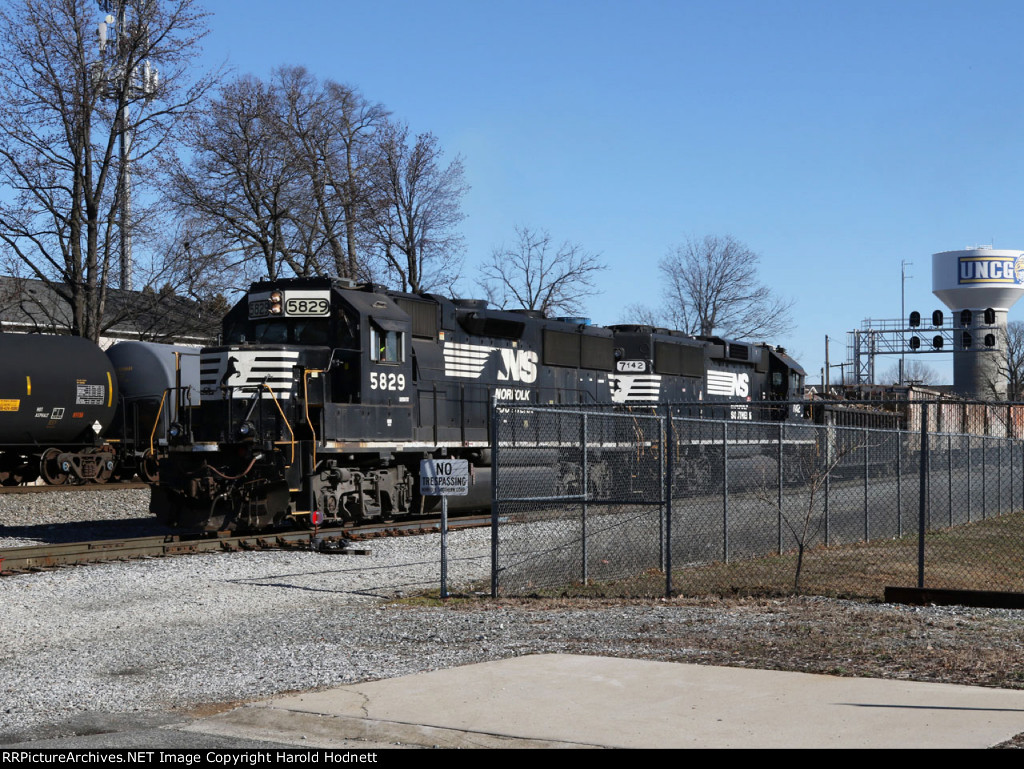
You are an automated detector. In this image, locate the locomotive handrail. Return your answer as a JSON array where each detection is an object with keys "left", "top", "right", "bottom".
[
  {"left": 261, "top": 382, "right": 295, "bottom": 467},
  {"left": 302, "top": 369, "right": 326, "bottom": 471}
]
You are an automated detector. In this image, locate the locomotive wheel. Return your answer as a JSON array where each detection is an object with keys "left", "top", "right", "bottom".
[
  {"left": 675, "top": 452, "right": 712, "bottom": 495},
  {"left": 40, "top": 448, "right": 69, "bottom": 486},
  {"left": 782, "top": 452, "right": 809, "bottom": 486}
]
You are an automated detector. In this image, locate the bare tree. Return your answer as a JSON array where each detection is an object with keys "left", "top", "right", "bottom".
[
  {"left": 171, "top": 74, "right": 303, "bottom": 281},
  {"left": 659, "top": 235, "right": 794, "bottom": 340},
  {"left": 1000, "top": 320, "right": 1024, "bottom": 400},
  {"left": 880, "top": 359, "right": 939, "bottom": 386},
  {"left": 368, "top": 123, "right": 467, "bottom": 293},
  {"left": 274, "top": 67, "right": 388, "bottom": 280},
  {"left": 170, "top": 68, "right": 388, "bottom": 283},
  {"left": 619, "top": 302, "right": 665, "bottom": 327},
  {"left": 477, "top": 226, "right": 605, "bottom": 316},
  {"left": 0, "top": 0, "right": 215, "bottom": 341},
  {"left": 757, "top": 437, "right": 868, "bottom": 593}
]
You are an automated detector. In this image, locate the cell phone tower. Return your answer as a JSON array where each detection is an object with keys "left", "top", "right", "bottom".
[{"left": 95, "top": 1, "right": 159, "bottom": 292}]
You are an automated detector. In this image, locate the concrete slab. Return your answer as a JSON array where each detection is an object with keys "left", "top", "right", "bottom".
[{"left": 186, "top": 654, "right": 1024, "bottom": 749}]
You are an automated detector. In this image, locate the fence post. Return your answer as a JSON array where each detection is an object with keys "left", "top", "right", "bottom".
[
  {"left": 918, "top": 402, "right": 929, "bottom": 589},
  {"left": 967, "top": 436, "right": 973, "bottom": 523},
  {"left": 982, "top": 439, "right": 988, "bottom": 520},
  {"left": 824, "top": 441, "right": 831, "bottom": 547},
  {"left": 863, "top": 427, "right": 869, "bottom": 542},
  {"left": 581, "top": 411, "right": 588, "bottom": 586},
  {"left": 664, "top": 407, "right": 673, "bottom": 598},
  {"left": 948, "top": 433, "right": 953, "bottom": 527},
  {"left": 490, "top": 400, "right": 500, "bottom": 598},
  {"left": 723, "top": 420, "right": 729, "bottom": 564},
  {"left": 1003, "top": 438, "right": 1011, "bottom": 518},
  {"left": 777, "top": 422, "right": 783, "bottom": 554},
  {"left": 998, "top": 437, "right": 1003, "bottom": 516},
  {"left": 896, "top": 429, "right": 902, "bottom": 539}
]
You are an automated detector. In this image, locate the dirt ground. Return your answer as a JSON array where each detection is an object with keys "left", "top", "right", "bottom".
[{"left": 464, "top": 594, "right": 1024, "bottom": 747}]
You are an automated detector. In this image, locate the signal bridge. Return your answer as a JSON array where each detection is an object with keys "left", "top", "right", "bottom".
[{"left": 848, "top": 309, "right": 1000, "bottom": 386}]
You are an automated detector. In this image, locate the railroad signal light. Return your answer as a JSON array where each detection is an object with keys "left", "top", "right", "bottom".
[
  {"left": 909, "top": 335, "right": 921, "bottom": 350},
  {"left": 932, "top": 310, "right": 944, "bottom": 327},
  {"left": 909, "top": 311, "right": 921, "bottom": 328},
  {"left": 960, "top": 309, "right": 972, "bottom": 328},
  {"left": 962, "top": 331, "right": 972, "bottom": 348},
  {"left": 932, "top": 335, "right": 944, "bottom": 349},
  {"left": 985, "top": 307, "right": 996, "bottom": 325},
  {"left": 985, "top": 333, "right": 997, "bottom": 347}
]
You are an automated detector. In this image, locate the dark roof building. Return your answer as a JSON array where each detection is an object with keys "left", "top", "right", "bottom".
[{"left": 0, "top": 277, "right": 221, "bottom": 347}]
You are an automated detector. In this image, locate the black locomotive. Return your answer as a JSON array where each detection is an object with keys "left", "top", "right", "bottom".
[{"left": 150, "top": 276, "right": 806, "bottom": 531}]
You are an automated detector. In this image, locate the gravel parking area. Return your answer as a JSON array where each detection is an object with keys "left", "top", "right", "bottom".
[{"left": 3, "top": 488, "right": 1024, "bottom": 747}]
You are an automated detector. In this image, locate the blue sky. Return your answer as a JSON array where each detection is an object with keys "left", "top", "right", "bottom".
[{"left": 193, "top": 0, "right": 1024, "bottom": 384}]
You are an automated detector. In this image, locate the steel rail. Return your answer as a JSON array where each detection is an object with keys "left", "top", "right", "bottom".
[{"left": 0, "top": 515, "right": 492, "bottom": 575}]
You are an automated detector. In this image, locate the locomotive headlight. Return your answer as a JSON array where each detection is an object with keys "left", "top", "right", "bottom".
[
  {"left": 168, "top": 422, "right": 184, "bottom": 439},
  {"left": 269, "top": 291, "right": 283, "bottom": 315},
  {"left": 238, "top": 420, "right": 256, "bottom": 438}
]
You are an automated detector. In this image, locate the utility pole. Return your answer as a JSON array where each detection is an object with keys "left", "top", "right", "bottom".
[
  {"left": 96, "top": 1, "right": 158, "bottom": 292},
  {"left": 825, "top": 334, "right": 830, "bottom": 389},
  {"left": 901, "top": 260, "right": 913, "bottom": 385}
]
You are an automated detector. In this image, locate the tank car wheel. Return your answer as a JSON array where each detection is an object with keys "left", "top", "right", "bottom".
[
  {"left": 88, "top": 446, "right": 116, "bottom": 484},
  {"left": 40, "top": 448, "right": 69, "bottom": 486},
  {"left": 18, "top": 463, "right": 38, "bottom": 485},
  {"left": 92, "top": 460, "right": 112, "bottom": 484},
  {"left": 139, "top": 451, "right": 160, "bottom": 484}
]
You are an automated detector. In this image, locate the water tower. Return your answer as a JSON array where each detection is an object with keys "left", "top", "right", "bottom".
[{"left": 932, "top": 248, "right": 1024, "bottom": 398}]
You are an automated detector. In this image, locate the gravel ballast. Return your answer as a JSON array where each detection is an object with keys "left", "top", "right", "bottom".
[{"left": 3, "top": 488, "right": 1024, "bottom": 746}]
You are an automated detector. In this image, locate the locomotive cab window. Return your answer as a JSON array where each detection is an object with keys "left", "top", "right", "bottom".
[
  {"left": 242, "top": 319, "right": 331, "bottom": 346},
  {"left": 370, "top": 326, "right": 404, "bottom": 363}
]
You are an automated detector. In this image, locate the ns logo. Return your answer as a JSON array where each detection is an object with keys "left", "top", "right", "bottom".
[
  {"left": 707, "top": 370, "right": 750, "bottom": 398},
  {"left": 497, "top": 349, "right": 538, "bottom": 383}
]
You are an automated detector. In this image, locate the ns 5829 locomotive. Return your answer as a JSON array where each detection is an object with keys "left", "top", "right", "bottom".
[{"left": 150, "top": 277, "right": 805, "bottom": 531}]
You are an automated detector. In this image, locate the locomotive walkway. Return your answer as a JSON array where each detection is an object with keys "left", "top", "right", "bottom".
[{"left": 12, "top": 654, "right": 1024, "bottom": 749}]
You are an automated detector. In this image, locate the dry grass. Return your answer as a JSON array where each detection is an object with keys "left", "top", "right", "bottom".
[{"left": 530, "top": 509, "right": 1024, "bottom": 600}]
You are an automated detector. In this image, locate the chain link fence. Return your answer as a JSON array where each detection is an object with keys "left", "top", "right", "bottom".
[{"left": 489, "top": 401, "right": 1024, "bottom": 599}]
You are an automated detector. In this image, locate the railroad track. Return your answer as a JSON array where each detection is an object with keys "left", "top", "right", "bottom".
[
  {"left": 0, "top": 515, "right": 492, "bottom": 575},
  {"left": 0, "top": 481, "right": 150, "bottom": 494}
]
